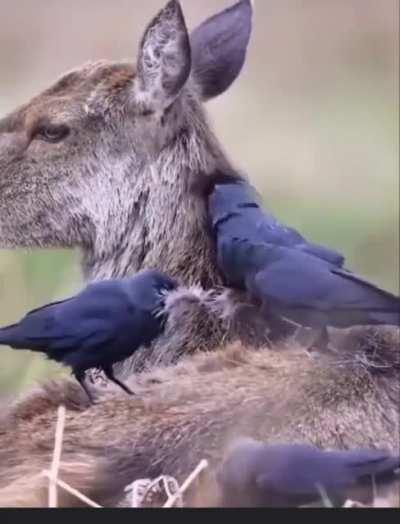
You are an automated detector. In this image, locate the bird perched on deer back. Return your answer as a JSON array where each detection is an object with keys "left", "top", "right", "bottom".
[
  {"left": 0, "top": 270, "right": 177, "bottom": 402},
  {"left": 217, "top": 438, "right": 400, "bottom": 507},
  {"left": 200, "top": 171, "right": 400, "bottom": 348}
]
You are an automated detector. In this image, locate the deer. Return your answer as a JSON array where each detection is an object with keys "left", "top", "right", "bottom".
[
  {"left": 0, "top": 0, "right": 398, "bottom": 507},
  {"left": 0, "top": 0, "right": 271, "bottom": 376}
]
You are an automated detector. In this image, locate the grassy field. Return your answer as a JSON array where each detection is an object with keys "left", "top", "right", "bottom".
[{"left": 0, "top": 0, "right": 398, "bottom": 396}]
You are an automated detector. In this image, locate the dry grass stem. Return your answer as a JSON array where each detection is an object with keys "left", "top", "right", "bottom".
[
  {"left": 343, "top": 500, "right": 367, "bottom": 508},
  {"left": 42, "top": 470, "right": 102, "bottom": 508},
  {"left": 316, "top": 483, "right": 334, "bottom": 508},
  {"left": 163, "top": 460, "right": 209, "bottom": 508},
  {"left": 48, "top": 405, "right": 66, "bottom": 508}
]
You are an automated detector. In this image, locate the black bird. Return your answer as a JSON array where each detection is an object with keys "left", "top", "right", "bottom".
[
  {"left": 217, "top": 438, "right": 400, "bottom": 507},
  {"left": 207, "top": 173, "right": 345, "bottom": 270},
  {"left": 202, "top": 172, "right": 400, "bottom": 348},
  {"left": 0, "top": 270, "right": 177, "bottom": 401}
]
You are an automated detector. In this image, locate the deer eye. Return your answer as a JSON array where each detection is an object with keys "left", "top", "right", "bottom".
[{"left": 35, "top": 124, "right": 70, "bottom": 144}]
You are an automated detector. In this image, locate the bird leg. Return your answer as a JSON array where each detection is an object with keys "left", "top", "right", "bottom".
[
  {"left": 268, "top": 318, "right": 298, "bottom": 346},
  {"left": 103, "top": 366, "right": 134, "bottom": 396},
  {"left": 261, "top": 308, "right": 298, "bottom": 346},
  {"left": 74, "top": 371, "right": 96, "bottom": 404},
  {"left": 308, "top": 327, "right": 330, "bottom": 353}
]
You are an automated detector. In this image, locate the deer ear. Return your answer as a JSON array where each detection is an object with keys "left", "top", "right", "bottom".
[
  {"left": 136, "top": 0, "right": 191, "bottom": 111},
  {"left": 190, "top": 0, "right": 253, "bottom": 101}
]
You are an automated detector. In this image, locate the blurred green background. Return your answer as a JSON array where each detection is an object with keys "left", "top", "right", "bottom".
[{"left": 0, "top": 0, "right": 398, "bottom": 397}]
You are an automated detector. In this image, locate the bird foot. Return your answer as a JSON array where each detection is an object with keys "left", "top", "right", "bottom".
[
  {"left": 103, "top": 367, "right": 135, "bottom": 396},
  {"left": 74, "top": 372, "right": 98, "bottom": 406},
  {"left": 307, "top": 328, "right": 331, "bottom": 353}
]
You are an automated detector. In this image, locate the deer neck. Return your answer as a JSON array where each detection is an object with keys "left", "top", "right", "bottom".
[{"left": 81, "top": 122, "right": 228, "bottom": 288}]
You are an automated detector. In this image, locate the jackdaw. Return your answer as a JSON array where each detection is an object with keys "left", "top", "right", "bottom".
[
  {"left": 217, "top": 438, "right": 400, "bottom": 507},
  {"left": 202, "top": 172, "right": 400, "bottom": 348},
  {"left": 0, "top": 270, "right": 177, "bottom": 401}
]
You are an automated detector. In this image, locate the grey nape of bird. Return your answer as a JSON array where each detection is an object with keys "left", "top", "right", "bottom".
[
  {"left": 198, "top": 170, "right": 400, "bottom": 348},
  {"left": 0, "top": 269, "right": 178, "bottom": 402},
  {"left": 217, "top": 439, "right": 400, "bottom": 508}
]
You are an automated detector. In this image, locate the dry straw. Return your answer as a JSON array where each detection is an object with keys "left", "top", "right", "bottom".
[
  {"left": 43, "top": 405, "right": 208, "bottom": 508},
  {"left": 48, "top": 405, "right": 66, "bottom": 507}
]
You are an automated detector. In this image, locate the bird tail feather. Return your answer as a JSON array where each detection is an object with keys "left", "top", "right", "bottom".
[
  {"left": 356, "top": 456, "right": 400, "bottom": 485},
  {"left": 366, "top": 311, "right": 400, "bottom": 327},
  {"left": 0, "top": 325, "right": 43, "bottom": 351}
]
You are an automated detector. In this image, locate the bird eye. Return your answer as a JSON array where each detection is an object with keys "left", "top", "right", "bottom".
[{"left": 35, "top": 124, "right": 70, "bottom": 144}]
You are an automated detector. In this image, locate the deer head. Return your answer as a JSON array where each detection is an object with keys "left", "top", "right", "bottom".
[{"left": 0, "top": 0, "right": 253, "bottom": 286}]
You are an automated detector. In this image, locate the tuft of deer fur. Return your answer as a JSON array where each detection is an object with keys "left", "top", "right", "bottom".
[{"left": 0, "top": 328, "right": 398, "bottom": 508}]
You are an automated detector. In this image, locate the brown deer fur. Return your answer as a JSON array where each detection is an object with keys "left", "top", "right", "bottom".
[{"left": 0, "top": 328, "right": 398, "bottom": 507}]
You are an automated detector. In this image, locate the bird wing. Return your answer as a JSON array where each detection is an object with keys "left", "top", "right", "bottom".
[
  {"left": 209, "top": 180, "right": 346, "bottom": 269},
  {"left": 299, "top": 243, "right": 345, "bottom": 267},
  {"left": 256, "top": 449, "right": 400, "bottom": 505},
  {"left": 0, "top": 297, "right": 77, "bottom": 349},
  {"left": 217, "top": 236, "right": 272, "bottom": 288},
  {"left": 248, "top": 254, "right": 333, "bottom": 310},
  {"left": 215, "top": 189, "right": 346, "bottom": 266},
  {"left": 255, "top": 470, "right": 325, "bottom": 500},
  {"left": 248, "top": 247, "right": 400, "bottom": 313},
  {"left": 254, "top": 445, "right": 330, "bottom": 498},
  {"left": 258, "top": 221, "right": 345, "bottom": 267},
  {"left": 330, "top": 269, "right": 400, "bottom": 310},
  {"left": 9, "top": 284, "right": 131, "bottom": 354},
  {"left": 333, "top": 450, "right": 400, "bottom": 482},
  {"left": 252, "top": 210, "right": 345, "bottom": 267}
]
